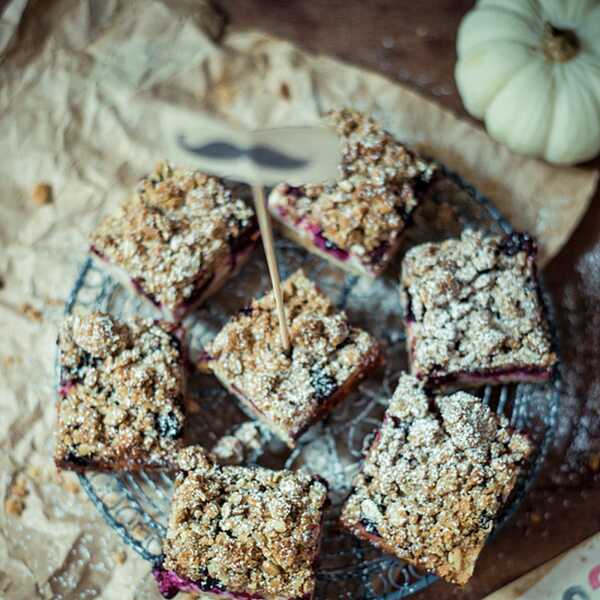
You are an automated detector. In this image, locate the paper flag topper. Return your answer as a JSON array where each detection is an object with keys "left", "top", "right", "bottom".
[
  {"left": 163, "top": 112, "right": 342, "bottom": 354},
  {"left": 166, "top": 115, "right": 342, "bottom": 186}
]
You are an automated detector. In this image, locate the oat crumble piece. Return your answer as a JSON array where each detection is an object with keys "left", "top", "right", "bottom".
[
  {"left": 400, "top": 230, "right": 557, "bottom": 387},
  {"left": 268, "top": 109, "right": 436, "bottom": 277},
  {"left": 206, "top": 270, "right": 382, "bottom": 447},
  {"left": 212, "top": 422, "right": 265, "bottom": 466},
  {"left": 154, "top": 446, "right": 328, "bottom": 600},
  {"left": 55, "top": 311, "right": 186, "bottom": 471},
  {"left": 341, "top": 374, "right": 533, "bottom": 585},
  {"left": 32, "top": 182, "right": 52, "bottom": 205},
  {"left": 90, "top": 162, "right": 259, "bottom": 322}
]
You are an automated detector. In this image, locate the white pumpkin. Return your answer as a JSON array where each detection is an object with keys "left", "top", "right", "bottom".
[{"left": 455, "top": 0, "right": 600, "bottom": 165}]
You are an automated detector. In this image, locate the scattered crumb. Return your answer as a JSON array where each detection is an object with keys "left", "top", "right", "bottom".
[
  {"left": 10, "top": 475, "right": 28, "bottom": 497},
  {"left": 32, "top": 182, "right": 52, "bottom": 205},
  {"left": 113, "top": 549, "right": 127, "bottom": 565},
  {"left": 589, "top": 453, "right": 600, "bottom": 472},
  {"left": 280, "top": 82, "right": 291, "bottom": 100},
  {"left": 19, "top": 303, "right": 43, "bottom": 322},
  {"left": 212, "top": 422, "right": 264, "bottom": 465},
  {"left": 25, "top": 465, "right": 41, "bottom": 481},
  {"left": 1, "top": 356, "right": 21, "bottom": 369},
  {"left": 61, "top": 474, "right": 80, "bottom": 494},
  {"left": 5, "top": 497, "right": 25, "bottom": 517}
]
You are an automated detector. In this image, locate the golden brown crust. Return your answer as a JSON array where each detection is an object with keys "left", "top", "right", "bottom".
[
  {"left": 341, "top": 374, "right": 533, "bottom": 586},
  {"left": 400, "top": 230, "right": 557, "bottom": 383},
  {"left": 55, "top": 312, "right": 185, "bottom": 471},
  {"left": 90, "top": 162, "right": 256, "bottom": 314},
  {"left": 269, "top": 109, "right": 435, "bottom": 274},
  {"left": 206, "top": 270, "right": 381, "bottom": 445},
  {"left": 163, "top": 446, "right": 328, "bottom": 599}
]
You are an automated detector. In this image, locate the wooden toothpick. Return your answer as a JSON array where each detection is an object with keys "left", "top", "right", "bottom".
[{"left": 252, "top": 184, "right": 291, "bottom": 353}]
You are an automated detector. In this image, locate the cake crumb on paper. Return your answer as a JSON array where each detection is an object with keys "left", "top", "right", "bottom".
[
  {"left": 5, "top": 497, "right": 25, "bottom": 517},
  {"left": 61, "top": 474, "right": 80, "bottom": 494},
  {"left": 10, "top": 474, "right": 28, "bottom": 497},
  {"left": 32, "top": 182, "right": 52, "bottom": 205},
  {"left": 19, "top": 303, "right": 43, "bottom": 322}
]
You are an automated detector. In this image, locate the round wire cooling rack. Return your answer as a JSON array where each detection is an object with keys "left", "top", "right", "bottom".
[{"left": 63, "top": 166, "right": 560, "bottom": 599}]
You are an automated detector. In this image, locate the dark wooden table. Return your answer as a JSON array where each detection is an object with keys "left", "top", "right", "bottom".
[{"left": 218, "top": 2, "right": 600, "bottom": 598}]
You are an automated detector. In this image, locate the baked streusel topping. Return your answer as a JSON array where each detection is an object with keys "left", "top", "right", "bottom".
[
  {"left": 341, "top": 375, "right": 533, "bottom": 585},
  {"left": 91, "top": 162, "right": 256, "bottom": 311},
  {"left": 163, "top": 446, "right": 328, "bottom": 599},
  {"left": 269, "top": 109, "right": 435, "bottom": 263},
  {"left": 211, "top": 422, "right": 264, "bottom": 466},
  {"left": 56, "top": 311, "right": 185, "bottom": 468},
  {"left": 400, "top": 230, "right": 556, "bottom": 380},
  {"left": 207, "top": 270, "right": 380, "bottom": 440}
]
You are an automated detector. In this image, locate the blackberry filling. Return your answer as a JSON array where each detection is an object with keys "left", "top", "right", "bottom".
[
  {"left": 428, "top": 364, "right": 552, "bottom": 386},
  {"left": 239, "top": 305, "right": 254, "bottom": 317},
  {"left": 177, "top": 273, "right": 214, "bottom": 311},
  {"left": 156, "top": 411, "right": 183, "bottom": 440},
  {"left": 309, "top": 367, "right": 338, "bottom": 402},
  {"left": 153, "top": 566, "right": 226, "bottom": 598},
  {"left": 389, "top": 415, "right": 403, "bottom": 429},
  {"left": 368, "top": 241, "right": 389, "bottom": 267},
  {"left": 498, "top": 232, "right": 537, "bottom": 257},
  {"left": 227, "top": 220, "right": 259, "bottom": 256},
  {"left": 312, "top": 230, "right": 349, "bottom": 261},
  {"left": 360, "top": 518, "right": 381, "bottom": 537},
  {"left": 403, "top": 294, "right": 415, "bottom": 323},
  {"left": 131, "top": 278, "right": 160, "bottom": 308},
  {"left": 284, "top": 185, "right": 304, "bottom": 199},
  {"left": 64, "top": 452, "right": 91, "bottom": 467}
]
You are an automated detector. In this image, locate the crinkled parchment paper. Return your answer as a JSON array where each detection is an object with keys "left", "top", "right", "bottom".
[{"left": 0, "top": 1, "right": 597, "bottom": 599}]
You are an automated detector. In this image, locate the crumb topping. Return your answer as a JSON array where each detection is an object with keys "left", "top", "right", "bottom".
[
  {"left": 212, "top": 422, "right": 264, "bottom": 466},
  {"left": 401, "top": 230, "right": 556, "bottom": 378},
  {"left": 269, "top": 109, "right": 435, "bottom": 262},
  {"left": 163, "top": 446, "right": 328, "bottom": 599},
  {"left": 207, "top": 270, "right": 380, "bottom": 440},
  {"left": 91, "top": 162, "right": 256, "bottom": 310},
  {"left": 341, "top": 375, "right": 533, "bottom": 585},
  {"left": 56, "top": 311, "right": 185, "bottom": 468}
]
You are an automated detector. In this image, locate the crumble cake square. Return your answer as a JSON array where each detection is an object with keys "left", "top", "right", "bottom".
[
  {"left": 90, "top": 162, "right": 259, "bottom": 322},
  {"left": 268, "top": 109, "right": 436, "bottom": 278},
  {"left": 340, "top": 374, "right": 533, "bottom": 586},
  {"left": 55, "top": 312, "right": 186, "bottom": 471},
  {"left": 400, "top": 230, "right": 557, "bottom": 387},
  {"left": 153, "top": 446, "right": 328, "bottom": 600},
  {"left": 205, "top": 270, "right": 382, "bottom": 447}
]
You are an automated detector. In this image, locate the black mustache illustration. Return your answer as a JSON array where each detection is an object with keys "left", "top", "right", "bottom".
[{"left": 177, "top": 135, "right": 308, "bottom": 170}]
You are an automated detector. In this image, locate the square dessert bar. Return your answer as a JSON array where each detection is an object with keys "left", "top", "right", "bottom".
[
  {"left": 91, "top": 162, "right": 259, "bottom": 322},
  {"left": 206, "top": 270, "right": 382, "bottom": 447},
  {"left": 55, "top": 312, "right": 186, "bottom": 471},
  {"left": 400, "top": 230, "right": 557, "bottom": 387},
  {"left": 341, "top": 374, "right": 533, "bottom": 586},
  {"left": 268, "top": 109, "right": 436, "bottom": 277},
  {"left": 154, "top": 446, "right": 328, "bottom": 600}
]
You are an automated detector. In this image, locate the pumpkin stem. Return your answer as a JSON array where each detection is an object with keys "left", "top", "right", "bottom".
[{"left": 542, "top": 24, "right": 580, "bottom": 63}]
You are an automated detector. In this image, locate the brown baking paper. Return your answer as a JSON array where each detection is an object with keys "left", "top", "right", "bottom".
[{"left": 0, "top": 1, "right": 597, "bottom": 599}]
